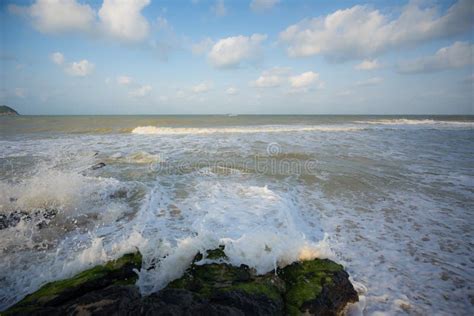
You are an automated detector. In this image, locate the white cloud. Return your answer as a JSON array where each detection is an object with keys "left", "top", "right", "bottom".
[
  {"left": 279, "top": 0, "right": 473, "bottom": 61},
  {"left": 355, "top": 77, "right": 383, "bottom": 87},
  {"left": 50, "top": 52, "right": 65, "bottom": 65},
  {"left": 9, "top": 0, "right": 95, "bottom": 34},
  {"left": 66, "top": 60, "right": 95, "bottom": 77},
  {"left": 250, "top": 0, "right": 279, "bottom": 12},
  {"left": 192, "top": 82, "right": 212, "bottom": 93},
  {"left": 208, "top": 33, "right": 267, "bottom": 68},
  {"left": 211, "top": 0, "right": 227, "bottom": 17},
  {"left": 398, "top": 41, "right": 474, "bottom": 74},
  {"left": 192, "top": 38, "right": 213, "bottom": 55},
  {"left": 355, "top": 59, "right": 380, "bottom": 71},
  {"left": 289, "top": 71, "right": 319, "bottom": 89},
  {"left": 10, "top": 0, "right": 152, "bottom": 42},
  {"left": 226, "top": 87, "right": 238, "bottom": 95},
  {"left": 129, "top": 85, "right": 152, "bottom": 97},
  {"left": 98, "top": 0, "right": 151, "bottom": 42},
  {"left": 252, "top": 67, "right": 290, "bottom": 88},
  {"left": 116, "top": 75, "right": 132, "bottom": 85}
]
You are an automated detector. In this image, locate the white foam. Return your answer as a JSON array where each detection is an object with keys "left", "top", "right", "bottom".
[
  {"left": 131, "top": 125, "right": 364, "bottom": 135},
  {"left": 0, "top": 169, "right": 122, "bottom": 215},
  {"left": 135, "top": 179, "right": 330, "bottom": 295},
  {"left": 356, "top": 118, "right": 474, "bottom": 127}
]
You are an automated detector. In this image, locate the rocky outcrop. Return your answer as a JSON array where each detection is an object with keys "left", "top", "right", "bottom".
[
  {"left": 5, "top": 252, "right": 142, "bottom": 315},
  {"left": 4, "top": 247, "right": 358, "bottom": 315},
  {"left": 0, "top": 105, "right": 19, "bottom": 116},
  {"left": 0, "top": 209, "right": 57, "bottom": 230}
]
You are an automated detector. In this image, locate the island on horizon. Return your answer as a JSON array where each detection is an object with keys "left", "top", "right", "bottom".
[{"left": 0, "top": 105, "right": 19, "bottom": 116}]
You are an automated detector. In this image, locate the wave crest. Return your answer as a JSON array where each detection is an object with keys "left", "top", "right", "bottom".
[{"left": 131, "top": 125, "right": 364, "bottom": 135}]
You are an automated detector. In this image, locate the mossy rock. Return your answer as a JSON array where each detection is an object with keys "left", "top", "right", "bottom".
[
  {"left": 166, "top": 247, "right": 357, "bottom": 315},
  {"left": 205, "top": 245, "right": 228, "bottom": 260},
  {"left": 191, "top": 245, "right": 228, "bottom": 263},
  {"left": 5, "top": 252, "right": 142, "bottom": 314},
  {"left": 4, "top": 247, "right": 358, "bottom": 316},
  {"left": 167, "top": 246, "right": 285, "bottom": 313},
  {"left": 279, "top": 259, "right": 358, "bottom": 315}
]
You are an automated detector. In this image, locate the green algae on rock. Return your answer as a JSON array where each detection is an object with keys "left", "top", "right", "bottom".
[
  {"left": 165, "top": 246, "right": 357, "bottom": 315},
  {"left": 279, "top": 259, "right": 358, "bottom": 315},
  {"left": 5, "top": 252, "right": 142, "bottom": 314},
  {"left": 4, "top": 247, "right": 358, "bottom": 315}
]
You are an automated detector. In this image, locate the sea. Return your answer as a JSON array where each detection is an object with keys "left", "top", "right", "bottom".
[{"left": 0, "top": 115, "right": 473, "bottom": 315}]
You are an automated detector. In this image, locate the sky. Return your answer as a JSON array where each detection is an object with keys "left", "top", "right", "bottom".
[{"left": 0, "top": 0, "right": 473, "bottom": 115}]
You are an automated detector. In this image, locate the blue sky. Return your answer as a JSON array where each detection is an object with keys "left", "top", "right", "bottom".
[{"left": 0, "top": 0, "right": 473, "bottom": 115}]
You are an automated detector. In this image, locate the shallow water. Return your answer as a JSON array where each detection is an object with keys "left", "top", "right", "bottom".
[{"left": 0, "top": 115, "right": 473, "bottom": 314}]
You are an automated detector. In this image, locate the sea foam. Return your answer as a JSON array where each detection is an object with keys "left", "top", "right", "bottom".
[
  {"left": 131, "top": 125, "right": 364, "bottom": 135},
  {"left": 133, "top": 177, "right": 331, "bottom": 295}
]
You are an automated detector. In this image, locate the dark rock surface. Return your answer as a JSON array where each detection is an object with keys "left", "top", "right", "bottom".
[
  {"left": 4, "top": 248, "right": 358, "bottom": 315},
  {"left": 4, "top": 252, "right": 142, "bottom": 315},
  {"left": 91, "top": 162, "right": 106, "bottom": 170},
  {"left": 0, "top": 209, "right": 57, "bottom": 230}
]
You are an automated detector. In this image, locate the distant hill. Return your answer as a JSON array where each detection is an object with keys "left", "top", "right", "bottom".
[{"left": 0, "top": 105, "right": 19, "bottom": 115}]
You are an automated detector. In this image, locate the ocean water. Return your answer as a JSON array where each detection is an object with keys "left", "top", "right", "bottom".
[{"left": 0, "top": 115, "right": 473, "bottom": 314}]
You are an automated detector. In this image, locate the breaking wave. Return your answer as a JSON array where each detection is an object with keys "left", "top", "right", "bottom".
[
  {"left": 355, "top": 118, "right": 474, "bottom": 127},
  {"left": 131, "top": 125, "right": 365, "bottom": 135}
]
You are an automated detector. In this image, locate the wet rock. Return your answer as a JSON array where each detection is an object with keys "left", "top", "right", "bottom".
[
  {"left": 4, "top": 248, "right": 358, "bottom": 316},
  {"left": 163, "top": 247, "right": 356, "bottom": 315},
  {"left": 64, "top": 285, "right": 142, "bottom": 316},
  {"left": 91, "top": 162, "right": 106, "bottom": 170},
  {"left": 279, "top": 259, "right": 358, "bottom": 315},
  {"left": 5, "top": 252, "right": 142, "bottom": 314},
  {"left": 0, "top": 211, "right": 29, "bottom": 230},
  {"left": 0, "top": 209, "right": 57, "bottom": 230},
  {"left": 34, "top": 209, "right": 57, "bottom": 229},
  {"left": 109, "top": 188, "right": 128, "bottom": 199}
]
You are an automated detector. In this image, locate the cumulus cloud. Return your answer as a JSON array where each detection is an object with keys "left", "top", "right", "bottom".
[
  {"left": 208, "top": 33, "right": 267, "bottom": 68},
  {"left": 66, "top": 60, "right": 95, "bottom": 77},
  {"left": 98, "top": 0, "right": 150, "bottom": 42},
  {"left": 289, "top": 71, "right": 319, "bottom": 90},
  {"left": 251, "top": 68, "right": 323, "bottom": 92},
  {"left": 129, "top": 85, "right": 152, "bottom": 97},
  {"left": 192, "top": 82, "right": 212, "bottom": 93},
  {"left": 116, "top": 75, "right": 132, "bottom": 85},
  {"left": 50, "top": 52, "right": 65, "bottom": 65},
  {"left": 211, "top": 0, "right": 227, "bottom": 17},
  {"left": 355, "top": 59, "right": 380, "bottom": 70},
  {"left": 9, "top": 0, "right": 95, "bottom": 34},
  {"left": 279, "top": 0, "right": 473, "bottom": 62},
  {"left": 250, "top": 0, "right": 279, "bottom": 12},
  {"left": 10, "top": 0, "right": 151, "bottom": 42},
  {"left": 397, "top": 41, "right": 474, "bottom": 74},
  {"left": 50, "top": 52, "right": 95, "bottom": 77},
  {"left": 252, "top": 67, "right": 290, "bottom": 88},
  {"left": 226, "top": 87, "right": 238, "bottom": 95},
  {"left": 355, "top": 77, "right": 383, "bottom": 87}
]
